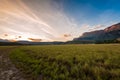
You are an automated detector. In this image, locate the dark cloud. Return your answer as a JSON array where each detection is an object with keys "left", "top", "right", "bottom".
[
  {"left": 63, "top": 34, "right": 71, "bottom": 37},
  {"left": 4, "top": 34, "right": 8, "bottom": 36},
  {"left": 28, "top": 38, "right": 42, "bottom": 42},
  {"left": 18, "top": 36, "right": 22, "bottom": 38}
]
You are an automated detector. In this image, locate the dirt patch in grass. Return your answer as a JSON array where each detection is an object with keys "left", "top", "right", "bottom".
[{"left": 0, "top": 47, "right": 26, "bottom": 80}]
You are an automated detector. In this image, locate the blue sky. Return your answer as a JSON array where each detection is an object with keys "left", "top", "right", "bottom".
[{"left": 55, "top": 0, "right": 120, "bottom": 26}]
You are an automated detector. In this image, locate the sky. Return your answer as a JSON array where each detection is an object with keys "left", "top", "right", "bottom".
[{"left": 0, "top": 0, "right": 120, "bottom": 42}]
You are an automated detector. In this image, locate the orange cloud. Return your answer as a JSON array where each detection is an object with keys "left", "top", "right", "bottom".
[
  {"left": 28, "top": 38, "right": 42, "bottom": 42},
  {"left": 18, "top": 36, "right": 22, "bottom": 38},
  {"left": 4, "top": 34, "right": 8, "bottom": 36},
  {"left": 63, "top": 34, "right": 71, "bottom": 38}
]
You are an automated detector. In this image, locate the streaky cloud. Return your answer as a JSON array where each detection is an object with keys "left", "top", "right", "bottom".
[{"left": 0, "top": 0, "right": 80, "bottom": 41}]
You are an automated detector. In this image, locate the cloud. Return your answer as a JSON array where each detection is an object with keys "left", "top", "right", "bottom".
[
  {"left": 28, "top": 38, "right": 42, "bottom": 42},
  {"left": 0, "top": 0, "right": 112, "bottom": 41},
  {"left": 4, "top": 34, "right": 8, "bottom": 36},
  {"left": 18, "top": 36, "right": 22, "bottom": 38},
  {"left": 0, "top": 0, "right": 81, "bottom": 41},
  {"left": 63, "top": 34, "right": 71, "bottom": 37}
]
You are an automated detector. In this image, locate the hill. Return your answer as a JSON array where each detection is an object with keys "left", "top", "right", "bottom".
[{"left": 73, "top": 23, "right": 120, "bottom": 43}]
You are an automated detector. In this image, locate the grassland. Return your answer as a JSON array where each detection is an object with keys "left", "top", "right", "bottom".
[{"left": 1, "top": 44, "right": 120, "bottom": 80}]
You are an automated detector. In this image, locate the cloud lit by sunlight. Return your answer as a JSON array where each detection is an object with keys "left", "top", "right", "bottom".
[
  {"left": 0, "top": 0, "right": 78, "bottom": 41},
  {"left": 0, "top": 0, "right": 110, "bottom": 42},
  {"left": 28, "top": 38, "right": 42, "bottom": 42}
]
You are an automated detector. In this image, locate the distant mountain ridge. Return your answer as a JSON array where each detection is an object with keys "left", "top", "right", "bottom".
[
  {"left": 0, "top": 39, "right": 9, "bottom": 42},
  {"left": 73, "top": 23, "right": 120, "bottom": 42},
  {"left": 0, "top": 40, "right": 64, "bottom": 46}
]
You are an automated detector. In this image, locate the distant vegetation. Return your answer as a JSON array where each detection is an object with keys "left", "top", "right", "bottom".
[
  {"left": 0, "top": 39, "right": 120, "bottom": 46},
  {"left": 9, "top": 44, "right": 120, "bottom": 80},
  {"left": 95, "top": 39, "right": 120, "bottom": 44},
  {"left": 0, "top": 42, "right": 22, "bottom": 46}
]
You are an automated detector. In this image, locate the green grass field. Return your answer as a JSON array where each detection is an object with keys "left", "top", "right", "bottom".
[{"left": 1, "top": 44, "right": 120, "bottom": 80}]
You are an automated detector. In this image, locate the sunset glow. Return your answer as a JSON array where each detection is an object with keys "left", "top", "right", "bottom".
[{"left": 0, "top": 0, "right": 120, "bottom": 42}]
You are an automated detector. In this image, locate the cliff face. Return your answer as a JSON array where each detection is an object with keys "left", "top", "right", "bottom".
[
  {"left": 73, "top": 23, "right": 120, "bottom": 41},
  {"left": 104, "top": 23, "right": 120, "bottom": 32}
]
